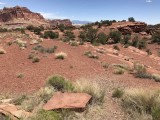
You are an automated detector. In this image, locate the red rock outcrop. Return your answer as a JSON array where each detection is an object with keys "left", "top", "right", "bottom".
[
  {"left": 0, "top": 6, "right": 45, "bottom": 23},
  {"left": 110, "top": 22, "right": 147, "bottom": 35}
]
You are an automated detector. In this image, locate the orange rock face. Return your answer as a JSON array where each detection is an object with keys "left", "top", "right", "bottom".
[
  {"left": 0, "top": 6, "right": 45, "bottom": 23},
  {"left": 110, "top": 22, "right": 147, "bottom": 35}
]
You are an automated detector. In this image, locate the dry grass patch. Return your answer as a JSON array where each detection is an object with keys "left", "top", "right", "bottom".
[
  {"left": 55, "top": 52, "right": 67, "bottom": 60},
  {"left": 121, "top": 89, "right": 160, "bottom": 120}
]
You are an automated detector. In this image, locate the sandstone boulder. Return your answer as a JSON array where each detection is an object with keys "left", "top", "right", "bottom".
[{"left": 43, "top": 92, "right": 92, "bottom": 110}]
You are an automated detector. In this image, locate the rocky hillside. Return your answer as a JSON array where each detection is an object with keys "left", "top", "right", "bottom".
[{"left": 0, "top": 6, "right": 73, "bottom": 28}]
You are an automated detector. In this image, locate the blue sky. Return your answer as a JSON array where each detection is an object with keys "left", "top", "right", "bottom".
[{"left": 0, "top": 0, "right": 159, "bottom": 24}]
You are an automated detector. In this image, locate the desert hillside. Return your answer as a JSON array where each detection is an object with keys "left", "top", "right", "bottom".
[{"left": 0, "top": 6, "right": 160, "bottom": 120}]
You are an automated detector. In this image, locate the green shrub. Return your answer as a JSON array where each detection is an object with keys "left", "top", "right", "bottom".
[
  {"left": 69, "top": 41, "right": 78, "bottom": 46},
  {"left": 64, "top": 31, "right": 75, "bottom": 40},
  {"left": 152, "top": 74, "right": 160, "bottom": 82},
  {"left": 146, "top": 49, "right": 152, "bottom": 55},
  {"left": 33, "top": 45, "right": 57, "bottom": 54},
  {"left": 152, "top": 33, "right": 160, "bottom": 44},
  {"left": 114, "top": 68, "right": 125, "bottom": 75},
  {"left": 108, "top": 31, "right": 122, "bottom": 43},
  {"left": 102, "top": 62, "right": 110, "bottom": 69},
  {"left": 12, "top": 95, "right": 27, "bottom": 105},
  {"left": 47, "top": 75, "right": 74, "bottom": 92},
  {"left": 84, "top": 51, "right": 99, "bottom": 59},
  {"left": 113, "top": 45, "right": 120, "bottom": 51},
  {"left": 58, "top": 24, "right": 65, "bottom": 32},
  {"left": 128, "top": 17, "right": 135, "bottom": 22},
  {"left": 0, "top": 28, "right": 8, "bottom": 32},
  {"left": 79, "top": 27, "right": 98, "bottom": 44},
  {"left": 157, "top": 50, "right": 160, "bottom": 57},
  {"left": 28, "top": 54, "right": 35, "bottom": 59},
  {"left": 43, "top": 31, "right": 59, "bottom": 39},
  {"left": 112, "top": 88, "right": 124, "bottom": 98},
  {"left": 32, "top": 57, "right": 40, "bottom": 63},
  {"left": 29, "top": 110, "right": 62, "bottom": 120},
  {"left": 138, "top": 40, "right": 147, "bottom": 49},
  {"left": 122, "top": 34, "right": 131, "bottom": 45},
  {"left": 97, "top": 32, "right": 108, "bottom": 45},
  {"left": 132, "top": 35, "right": 139, "bottom": 48}
]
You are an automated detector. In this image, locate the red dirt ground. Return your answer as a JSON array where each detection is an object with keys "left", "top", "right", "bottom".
[{"left": 0, "top": 32, "right": 160, "bottom": 94}]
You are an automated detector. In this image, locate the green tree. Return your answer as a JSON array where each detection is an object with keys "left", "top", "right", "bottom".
[
  {"left": 128, "top": 17, "right": 135, "bottom": 22},
  {"left": 109, "top": 31, "right": 122, "bottom": 43}
]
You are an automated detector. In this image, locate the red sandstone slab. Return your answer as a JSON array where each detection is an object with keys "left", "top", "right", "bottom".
[{"left": 43, "top": 92, "right": 92, "bottom": 110}]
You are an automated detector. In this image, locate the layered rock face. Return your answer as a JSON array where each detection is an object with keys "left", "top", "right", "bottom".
[
  {"left": 110, "top": 22, "right": 147, "bottom": 35},
  {"left": 0, "top": 6, "right": 45, "bottom": 23},
  {"left": 49, "top": 19, "right": 72, "bottom": 28}
]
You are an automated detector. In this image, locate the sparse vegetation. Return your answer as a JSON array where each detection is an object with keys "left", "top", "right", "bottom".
[
  {"left": 121, "top": 89, "right": 160, "bottom": 120},
  {"left": 43, "top": 31, "right": 59, "bottom": 39},
  {"left": 47, "top": 75, "right": 74, "bottom": 92},
  {"left": 55, "top": 52, "right": 67, "bottom": 60},
  {"left": 113, "top": 45, "right": 120, "bottom": 51},
  {"left": 32, "top": 56, "right": 40, "bottom": 63},
  {"left": 33, "top": 45, "right": 57, "bottom": 54},
  {"left": 152, "top": 33, "right": 160, "bottom": 44},
  {"left": 112, "top": 88, "right": 124, "bottom": 98},
  {"left": 74, "top": 80, "right": 105, "bottom": 104},
  {"left": 146, "top": 49, "right": 152, "bottom": 55},
  {"left": 84, "top": 51, "right": 99, "bottom": 59},
  {"left": 128, "top": 17, "right": 135, "bottom": 22},
  {"left": 64, "top": 30, "right": 75, "bottom": 40},
  {"left": 16, "top": 73, "right": 24, "bottom": 78},
  {"left": 108, "top": 31, "right": 122, "bottom": 43}
]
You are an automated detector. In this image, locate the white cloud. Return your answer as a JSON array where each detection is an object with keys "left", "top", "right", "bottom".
[
  {"left": 146, "top": 0, "right": 152, "bottom": 3},
  {"left": 0, "top": 2, "right": 6, "bottom": 5},
  {"left": 39, "top": 12, "right": 66, "bottom": 20}
]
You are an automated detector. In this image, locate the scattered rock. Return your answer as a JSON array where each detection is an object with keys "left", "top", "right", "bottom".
[
  {"left": 0, "top": 47, "right": 6, "bottom": 54},
  {"left": 43, "top": 92, "right": 92, "bottom": 110},
  {"left": 0, "top": 104, "right": 30, "bottom": 119}
]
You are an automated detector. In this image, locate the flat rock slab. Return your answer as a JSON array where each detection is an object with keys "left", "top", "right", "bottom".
[
  {"left": 43, "top": 92, "right": 92, "bottom": 110},
  {"left": 0, "top": 104, "right": 30, "bottom": 119}
]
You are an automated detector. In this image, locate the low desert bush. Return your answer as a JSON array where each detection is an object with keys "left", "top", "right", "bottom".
[
  {"left": 152, "top": 74, "right": 160, "bottom": 82},
  {"left": 102, "top": 62, "right": 110, "bottom": 69},
  {"left": 29, "top": 110, "right": 62, "bottom": 120},
  {"left": 74, "top": 81, "right": 105, "bottom": 105},
  {"left": 113, "top": 64, "right": 128, "bottom": 75},
  {"left": 113, "top": 45, "right": 120, "bottom": 51},
  {"left": 32, "top": 57, "right": 40, "bottom": 63},
  {"left": 43, "top": 31, "right": 59, "bottom": 39},
  {"left": 114, "top": 68, "right": 125, "bottom": 75},
  {"left": 157, "top": 50, "right": 160, "bottom": 57},
  {"left": 11, "top": 94, "right": 27, "bottom": 105},
  {"left": 112, "top": 88, "right": 124, "bottom": 98},
  {"left": 146, "top": 49, "right": 152, "bottom": 55},
  {"left": 69, "top": 41, "right": 78, "bottom": 46},
  {"left": 33, "top": 45, "right": 57, "bottom": 54},
  {"left": 64, "top": 31, "right": 75, "bottom": 40},
  {"left": 47, "top": 75, "right": 74, "bottom": 92},
  {"left": 55, "top": 52, "right": 67, "bottom": 60},
  {"left": 108, "top": 31, "right": 122, "bottom": 43},
  {"left": 122, "top": 89, "right": 160, "bottom": 120},
  {"left": 84, "top": 51, "right": 99, "bottom": 59},
  {"left": 28, "top": 54, "right": 35, "bottom": 59},
  {"left": 16, "top": 73, "right": 24, "bottom": 78}
]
